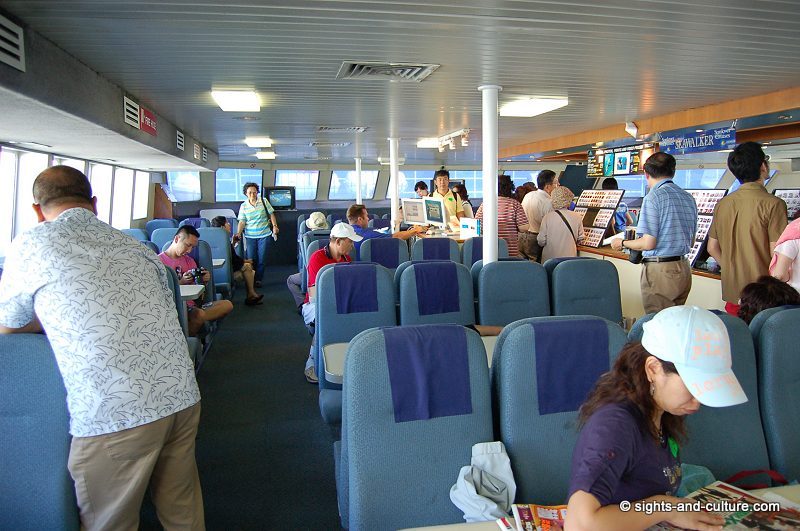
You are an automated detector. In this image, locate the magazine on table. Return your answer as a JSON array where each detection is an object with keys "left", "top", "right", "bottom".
[
  {"left": 506, "top": 503, "right": 567, "bottom": 531},
  {"left": 647, "top": 481, "right": 800, "bottom": 530}
]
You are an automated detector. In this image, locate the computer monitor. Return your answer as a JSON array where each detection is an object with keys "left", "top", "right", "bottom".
[
  {"left": 263, "top": 186, "right": 296, "bottom": 210},
  {"left": 401, "top": 198, "right": 426, "bottom": 224},
  {"left": 423, "top": 196, "right": 448, "bottom": 229}
]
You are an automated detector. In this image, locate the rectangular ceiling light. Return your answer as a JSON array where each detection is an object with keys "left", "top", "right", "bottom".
[
  {"left": 255, "top": 151, "right": 276, "bottom": 160},
  {"left": 245, "top": 136, "right": 273, "bottom": 148},
  {"left": 211, "top": 90, "right": 260, "bottom": 112},
  {"left": 416, "top": 138, "right": 439, "bottom": 148},
  {"left": 500, "top": 97, "right": 568, "bottom": 118}
]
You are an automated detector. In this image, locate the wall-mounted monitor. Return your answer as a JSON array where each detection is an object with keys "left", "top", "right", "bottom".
[
  {"left": 263, "top": 186, "right": 296, "bottom": 210},
  {"left": 587, "top": 143, "right": 656, "bottom": 178},
  {"left": 401, "top": 198, "right": 426, "bottom": 224}
]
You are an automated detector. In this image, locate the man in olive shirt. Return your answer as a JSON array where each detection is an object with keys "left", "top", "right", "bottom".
[
  {"left": 430, "top": 169, "right": 464, "bottom": 223},
  {"left": 707, "top": 142, "right": 787, "bottom": 316}
]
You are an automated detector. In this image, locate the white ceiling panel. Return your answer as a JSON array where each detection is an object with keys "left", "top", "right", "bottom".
[{"left": 1, "top": 0, "right": 799, "bottom": 165}]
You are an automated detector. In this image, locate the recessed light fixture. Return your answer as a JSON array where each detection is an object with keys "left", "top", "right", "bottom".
[
  {"left": 536, "top": 159, "right": 542, "bottom": 161},
  {"left": 500, "top": 97, "right": 568, "bottom": 117},
  {"left": 233, "top": 116, "right": 261, "bottom": 121},
  {"left": 255, "top": 151, "right": 276, "bottom": 160},
  {"left": 417, "top": 138, "right": 439, "bottom": 148},
  {"left": 763, "top": 141, "right": 772, "bottom": 145},
  {"left": 593, "top": 141, "right": 604, "bottom": 148},
  {"left": 565, "top": 159, "right": 571, "bottom": 162},
  {"left": 556, "top": 151, "right": 563, "bottom": 154},
  {"left": 696, "top": 129, "right": 704, "bottom": 133},
  {"left": 212, "top": 90, "right": 260, "bottom": 112},
  {"left": 245, "top": 137, "right": 273, "bottom": 148},
  {"left": 778, "top": 115, "right": 793, "bottom": 120}
]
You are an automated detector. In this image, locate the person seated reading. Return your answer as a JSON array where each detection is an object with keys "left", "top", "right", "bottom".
[
  {"left": 159, "top": 225, "right": 234, "bottom": 336},
  {"left": 211, "top": 215, "right": 263, "bottom": 305},
  {"left": 566, "top": 306, "right": 744, "bottom": 531}
]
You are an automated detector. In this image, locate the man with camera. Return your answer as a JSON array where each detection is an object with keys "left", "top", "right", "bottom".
[
  {"left": 611, "top": 152, "right": 697, "bottom": 313},
  {"left": 160, "top": 225, "right": 234, "bottom": 336}
]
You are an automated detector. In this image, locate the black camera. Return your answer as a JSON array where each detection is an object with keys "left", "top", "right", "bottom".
[{"left": 188, "top": 267, "right": 205, "bottom": 284}]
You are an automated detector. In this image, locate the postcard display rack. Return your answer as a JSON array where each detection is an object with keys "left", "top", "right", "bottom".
[
  {"left": 685, "top": 189, "right": 727, "bottom": 266},
  {"left": 574, "top": 189, "right": 625, "bottom": 247},
  {"left": 773, "top": 188, "right": 800, "bottom": 220}
]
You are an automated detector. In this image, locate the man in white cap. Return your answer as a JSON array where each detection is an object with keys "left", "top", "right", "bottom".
[
  {"left": 302, "top": 222, "right": 362, "bottom": 383},
  {"left": 286, "top": 212, "right": 329, "bottom": 309}
]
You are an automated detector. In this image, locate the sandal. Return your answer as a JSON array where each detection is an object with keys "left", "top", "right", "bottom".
[{"left": 245, "top": 296, "right": 264, "bottom": 306}]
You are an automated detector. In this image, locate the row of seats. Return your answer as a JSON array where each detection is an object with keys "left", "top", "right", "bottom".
[
  {"left": 296, "top": 212, "right": 390, "bottom": 238},
  {"left": 332, "top": 308, "right": 799, "bottom": 530},
  {"left": 313, "top": 260, "right": 622, "bottom": 426}
]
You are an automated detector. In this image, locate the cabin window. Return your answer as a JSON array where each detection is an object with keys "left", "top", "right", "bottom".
[
  {"left": 275, "top": 170, "right": 318, "bottom": 200},
  {"left": 450, "top": 170, "right": 484, "bottom": 198},
  {"left": 215, "top": 168, "right": 263, "bottom": 202},
  {"left": 15, "top": 151, "right": 49, "bottom": 235},
  {"left": 387, "top": 170, "right": 435, "bottom": 199},
  {"left": 133, "top": 171, "right": 150, "bottom": 220},
  {"left": 505, "top": 170, "right": 540, "bottom": 188},
  {"left": 0, "top": 147, "right": 18, "bottom": 257},
  {"left": 89, "top": 163, "right": 114, "bottom": 223},
  {"left": 166, "top": 171, "right": 201, "bottom": 202},
  {"left": 728, "top": 169, "right": 777, "bottom": 193},
  {"left": 329, "top": 170, "right": 379, "bottom": 200},
  {"left": 111, "top": 168, "right": 134, "bottom": 229},
  {"left": 51, "top": 157, "right": 86, "bottom": 173}
]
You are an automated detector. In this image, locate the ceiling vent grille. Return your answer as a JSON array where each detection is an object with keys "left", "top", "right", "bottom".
[
  {"left": 0, "top": 14, "right": 25, "bottom": 72},
  {"left": 336, "top": 61, "right": 439, "bottom": 82},
  {"left": 317, "top": 126, "right": 368, "bottom": 133},
  {"left": 310, "top": 141, "right": 351, "bottom": 147},
  {"left": 123, "top": 97, "right": 140, "bottom": 129},
  {"left": 176, "top": 130, "right": 185, "bottom": 151},
  {"left": 202, "top": 147, "right": 208, "bottom": 162}
]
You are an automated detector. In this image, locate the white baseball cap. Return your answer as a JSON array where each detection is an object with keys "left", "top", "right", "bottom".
[
  {"left": 641, "top": 306, "right": 747, "bottom": 407},
  {"left": 305, "top": 211, "right": 329, "bottom": 230},
  {"left": 330, "top": 222, "right": 363, "bottom": 241}
]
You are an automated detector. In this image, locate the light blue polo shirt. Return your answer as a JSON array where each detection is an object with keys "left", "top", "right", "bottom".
[{"left": 637, "top": 179, "right": 697, "bottom": 258}]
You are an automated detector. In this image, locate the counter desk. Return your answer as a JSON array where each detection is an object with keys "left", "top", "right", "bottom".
[{"left": 576, "top": 245, "right": 724, "bottom": 320}]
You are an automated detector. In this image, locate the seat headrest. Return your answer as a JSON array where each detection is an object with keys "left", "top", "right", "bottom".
[
  {"left": 413, "top": 262, "right": 460, "bottom": 316},
  {"left": 334, "top": 264, "right": 378, "bottom": 314}
]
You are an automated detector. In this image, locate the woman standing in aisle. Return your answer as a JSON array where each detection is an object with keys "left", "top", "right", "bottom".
[
  {"left": 236, "top": 182, "right": 279, "bottom": 287},
  {"left": 475, "top": 174, "right": 529, "bottom": 256}
]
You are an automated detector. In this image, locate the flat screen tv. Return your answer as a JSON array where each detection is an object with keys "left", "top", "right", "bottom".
[{"left": 263, "top": 186, "right": 296, "bottom": 210}]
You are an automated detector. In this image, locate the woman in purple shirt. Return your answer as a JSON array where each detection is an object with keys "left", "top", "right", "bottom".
[{"left": 565, "top": 306, "right": 747, "bottom": 531}]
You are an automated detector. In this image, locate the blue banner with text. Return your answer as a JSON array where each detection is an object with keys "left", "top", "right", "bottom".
[{"left": 659, "top": 126, "right": 736, "bottom": 155}]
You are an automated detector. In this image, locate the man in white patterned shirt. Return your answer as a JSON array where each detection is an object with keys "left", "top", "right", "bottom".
[{"left": 0, "top": 166, "right": 204, "bottom": 530}]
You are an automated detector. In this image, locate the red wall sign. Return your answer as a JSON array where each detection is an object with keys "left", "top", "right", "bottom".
[{"left": 139, "top": 107, "right": 157, "bottom": 136}]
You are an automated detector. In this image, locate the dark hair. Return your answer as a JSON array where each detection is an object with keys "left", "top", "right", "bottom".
[
  {"left": 176, "top": 225, "right": 200, "bottom": 239},
  {"left": 579, "top": 342, "right": 686, "bottom": 444},
  {"left": 211, "top": 215, "right": 227, "bottom": 227},
  {"left": 498, "top": 174, "right": 515, "bottom": 198},
  {"left": 643, "top": 152, "right": 676, "bottom": 179},
  {"left": 536, "top": 170, "right": 556, "bottom": 190},
  {"left": 515, "top": 182, "right": 537, "bottom": 202},
  {"left": 346, "top": 204, "right": 367, "bottom": 223},
  {"left": 738, "top": 275, "right": 800, "bottom": 324},
  {"left": 728, "top": 142, "right": 767, "bottom": 184},
  {"left": 242, "top": 182, "right": 260, "bottom": 195},
  {"left": 601, "top": 177, "right": 619, "bottom": 190},
  {"left": 452, "top": 183, "right": 470, "bottom": 202},
  {"left": 414, "top": 180, "right": 428, "bottom": 191},
  {"left": 434, "top": 169, "right": 450, "bottom": 180},
  {"left": 33, "top": 166, "right": 93, "bottom": 208}
]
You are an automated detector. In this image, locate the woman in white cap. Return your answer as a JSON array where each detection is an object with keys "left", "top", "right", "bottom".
[
  {"left": 565, "top": 306, "right": 746, "bottom": 531},
  {"left": 286, "top": 212, "right": 330, "bottom": 309},
  {"left": 301, "top": 222, "right": 362, "bottom": 383}
]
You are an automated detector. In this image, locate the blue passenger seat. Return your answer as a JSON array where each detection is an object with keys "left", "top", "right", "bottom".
[
  {"left": 478, "top": 260, "right": 550, "bottom": 325},
  {"left": 122, "top": 228, "right": 149, "bottom": 241},
  {"left": 359, "top": 237, "right": 408, "bottom": 270},
  {"left": 548, "top": 258, "right": 622, "bottom": 325},
  {"left": 410, "top": 238, "right": 460, "bottom": 261},
  {"left": 460, "top": 236, "right": 509, "bottom": 268},
  {"left": 398, "top": 261, "right": 474, "bottom": 326},
  {"left": 145, "top": 218, "right": 178, "bottom": 238},
  {"left": 150, "top": 227, "right": 179, "bottom": 251},
  {"left": 198, "top": 227, "right": 234, "bottom": 300}
]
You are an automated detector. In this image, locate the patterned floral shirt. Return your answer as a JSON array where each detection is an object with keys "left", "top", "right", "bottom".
[{"left": 0, "top": 208, "right": 200, "bottom": 437}]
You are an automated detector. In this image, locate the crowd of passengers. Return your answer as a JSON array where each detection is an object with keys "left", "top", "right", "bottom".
[{"left": 0, "top": 140, "right": 798, "bottom": 530}]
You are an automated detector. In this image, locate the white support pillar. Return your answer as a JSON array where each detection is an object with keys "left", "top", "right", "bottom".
[
  {"left": 354, "top": 157, "right": 363, "bottom": 204},
  {"left": 478, "top": 85, "right": 502, "bottom": 264},
  {"left": 389, "top": 138, "right": 400, "bottom": 232}
]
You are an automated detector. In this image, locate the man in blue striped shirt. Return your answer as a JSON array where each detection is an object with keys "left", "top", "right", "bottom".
[{"left": 612, "top": 153, "right": 697, "bottom": 313}]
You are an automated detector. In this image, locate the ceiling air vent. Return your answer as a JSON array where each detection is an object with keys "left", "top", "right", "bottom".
[
  {"left": 0, "top": 14, "right": 25, "bottom": 72},
  {"left": 310, "top": 141, "right": 351, "bottom": 147},
  {"left": 317, "top": 126, "right": 368, "bottom": 133},
  {"left": 202, "top": 147, "right": 208, "bottom": 162},
  {"left": 176, "top": 130, "right": 185, "bottom": 151},
  {"left": 123, "top": 97, "right": 140, "bottom": 129},
  {"left": 336, "top": 61, "right": 439, "bottom": 82}
]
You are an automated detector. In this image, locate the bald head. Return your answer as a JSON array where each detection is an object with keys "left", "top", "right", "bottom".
[{"left": 33, "top": 165, "right": 94, "bottom": 210}]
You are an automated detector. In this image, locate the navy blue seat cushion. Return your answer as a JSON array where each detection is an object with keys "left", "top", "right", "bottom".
[
  {"left": 414, "top": 262, "right": 459, "bottom": 315},
  {"left": 369, "top": 238, "right": 400, "bottom": 269},
  {"left": 384, "top": 326, "right": 472, "bottom": 422},
  {"left": 532, "top": 319, "right": 609, "bottom": 414},
  {"left": 422, "top": 239, "right": 451, "bottom": 260},
  {"left": 334, "top": 264, "right": 378, "bottom": 313}
]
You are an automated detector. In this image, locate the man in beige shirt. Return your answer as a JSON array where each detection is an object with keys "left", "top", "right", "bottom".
[
  {"left": 519, "top": 170, "right": 558, "bottom": 261},
  {"left": 707, "top": 142, "right": 787, "bottom": 316},
  {"left": 430, "top": 169, "right": 464, "bottom": 223}
]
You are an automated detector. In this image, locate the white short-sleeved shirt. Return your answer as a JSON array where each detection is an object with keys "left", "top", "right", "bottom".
[
  {"left": 0, "top": 208, "right": 200, "bottom": 437},
  {"left": 774, "top": 239, "right": 800, "bottom": 293},
  {"left": 521, "top": 189, "right": 553, "bottom": 233}
]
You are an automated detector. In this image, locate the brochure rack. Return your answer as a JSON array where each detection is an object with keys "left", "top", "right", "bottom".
[
  {"left": 684, "top": 189, "right": 727, "bottom": 267},
  {"left": 574, "top": 189, "right": 625, "bottom": 248},
  {"left": 772, "top": 188, "right": 800, "bottom": 220}
]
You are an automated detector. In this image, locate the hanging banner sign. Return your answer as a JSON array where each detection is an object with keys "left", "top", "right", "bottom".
[
  {"left": 139, "top": 107, "right": 158, "bottom": 136},
  {"left": 659, "top": 126, "right": 735, "bottom": 156}
]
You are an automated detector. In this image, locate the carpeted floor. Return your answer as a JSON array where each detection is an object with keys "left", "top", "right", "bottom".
[{"left": 143, "top": 265, "right": 341, "bottom": 530}]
